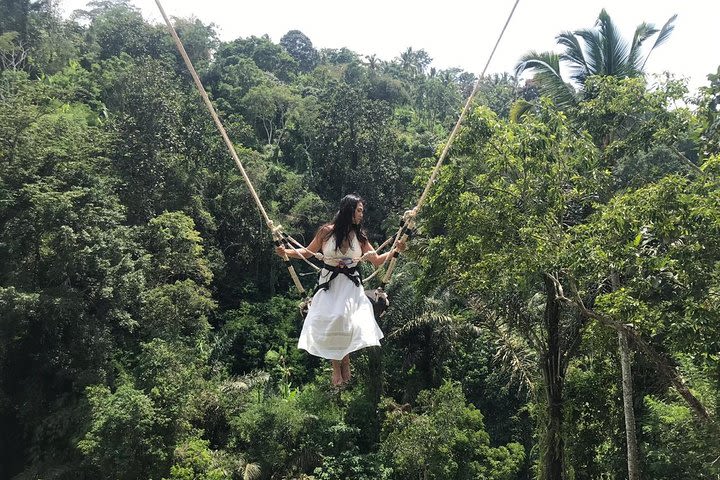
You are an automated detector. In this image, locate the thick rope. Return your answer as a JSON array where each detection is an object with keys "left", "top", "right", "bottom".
[
  {"left": 380, "top": 0, "right": 521, "bottom": 287},
  {"left": 415, "top": 0, "right": 521, "bottom": 213},
  {"left": 154, "top": 0, "right": 305, "bottom": 294},
  {"left": 154, "top": 0, "right": 269, "bottom": 225},
  {"left": 280, "top": 233, "right": 322, "bottom": 271},
  {"left": 156, "top": 0, "right": 521, "bottom": 294}
]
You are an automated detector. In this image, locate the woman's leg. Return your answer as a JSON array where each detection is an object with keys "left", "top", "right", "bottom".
[
  {"left": 331, "top": 360, "right": 343, "bottom": 386},
  {"left": 341, "top": 354, "right": 351, "bottom": 383}
]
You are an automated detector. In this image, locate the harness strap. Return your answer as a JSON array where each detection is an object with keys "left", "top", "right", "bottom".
[{"left": 314, "top": 264, "right": 363, "bottom": 294}]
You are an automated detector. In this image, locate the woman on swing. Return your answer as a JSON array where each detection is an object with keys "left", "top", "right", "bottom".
[{"left": 275, "top": 193, "right": 405, "bottom": 386}]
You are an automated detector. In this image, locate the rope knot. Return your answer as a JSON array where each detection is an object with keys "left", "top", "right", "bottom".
[{"left": 403, "top": 208, "right": 418, "bottom": 229}]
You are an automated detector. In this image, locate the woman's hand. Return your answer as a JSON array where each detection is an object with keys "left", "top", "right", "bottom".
[{"left": 275, "top": 246, "right": 287, "bottom": 258}]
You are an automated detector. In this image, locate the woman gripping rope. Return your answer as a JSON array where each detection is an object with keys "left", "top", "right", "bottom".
[{"left": 275, "top": 194, "right": 405, "bottom": 386}]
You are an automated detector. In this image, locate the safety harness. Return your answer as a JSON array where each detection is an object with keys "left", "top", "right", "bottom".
[{"left": 315, "top": 264, "right": 362, "bottom": 293}]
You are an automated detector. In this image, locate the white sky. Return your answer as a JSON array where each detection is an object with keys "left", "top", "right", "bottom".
[{"left": 60, "top": 0, "right": 718, "bottom": 93}]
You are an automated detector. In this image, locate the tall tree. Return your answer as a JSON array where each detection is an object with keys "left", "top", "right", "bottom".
[
  {"left": 0, "top": 0, "right": 31, "bottom": 40},
  {"left": 280, "top": 29, "right": 319, "bottom": 73},
  {"left": 81, "top": 1, "right": 166, "bottom": 61},
  {"left": 697, "top": 66, "right": 720, "bottom": 158},
  {"left": 222, "top": 35, "right": 298, "bottom": 82},
  {"left": 242, "top": 83, "right": 297, "bottom": 146},
  {"left": 419, "top": 102, "right": 605, "bottom": 479}
]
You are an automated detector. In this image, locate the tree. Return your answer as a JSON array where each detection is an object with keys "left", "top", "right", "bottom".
[
  {"left": 165, "top": 438, "right": 260, "bottom": 480},
  {"left": 282, "top": 94, "right": 322, "bottom": 173},
  {"left": 416, "top": 70, "right": 462, "bottom": 127},
  {"left": 396, "top": 47, "right": 432, "bottom": 78},
  {"left": 472, "top": 73, "right": 521, "bottom": 119},
  {"left": 280, "top": 30, "right": 319, "bottom": 73},
  {"left": 697, "top": 66, "right": 720, "bottom": 158},
  {"left": 0, "top": 0, "right": 33, "bottom": 41},
  {"left": 319, "top": 47, "right": 358, "bottom": 66},
  {"left": 144, "top": 211, "right": 213, "bottom": 286},
  {"left": 615, "top": 274, "right": 640, "bottom": 480},
  {"left": 230, "top": 384, "right": 347, "bottom": 479},
  {"left": 221, "top": 35, "right": 298, "bottom": 82},
  {"left": 516, "top": 9, "right": 676, "bottom": 109},
  {"left": 0, "top": 67, "right": 155, "bottom": 475},
  {"left": 94, "top": 55, "right": 205, "bottom": 223},
  {"left": 82, "top": 2, "right": 166, "bottom": 61},
  {"left": 168, "top": 16, "right": 219, "bottom": 74},
  {"left": 242, "top": 83, "right": 297, "bottom": 146},
  {"left": 573, "top": 174, "right": 720, "bottom": 415},
  {"left": 381, "top": 276, "right": 469, "bottom": 404},
  {"left": 420, "top": 102, "right": 606, "bottom": 479},
  {"left": 79, "top": 383, "right": 169, "bottom": 479},
  {"left": 364, "top": 54, "right": 380, "bottom": 72},
  {"left": 380, "top": 381, "right": 524, "bottom": 479},
  {"left": 0, "top": 31, "right": 28, "bottom": 70}
]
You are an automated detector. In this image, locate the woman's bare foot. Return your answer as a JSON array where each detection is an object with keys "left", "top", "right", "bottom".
[
  {"left": 341, "top": 355, "right": 351, "bottom": 383},
  {"left": 331, "top": 360, "right": 343, "bottom": 387}
]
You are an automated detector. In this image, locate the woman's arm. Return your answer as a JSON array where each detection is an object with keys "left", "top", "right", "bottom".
[
  {"left": 275, "top": 225, "right": 329, "bottom": 259},
  {"left": 360, "top": 238, "right": 406, "bottom": 267}
]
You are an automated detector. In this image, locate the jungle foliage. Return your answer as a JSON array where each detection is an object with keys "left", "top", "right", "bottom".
[{"left": 0, "top": 1, "right": 718, "bottom": 479}]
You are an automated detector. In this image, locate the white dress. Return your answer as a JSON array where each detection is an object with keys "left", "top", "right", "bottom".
[{"left": 298, "top": 235, "right": 384, "bottom": 360}]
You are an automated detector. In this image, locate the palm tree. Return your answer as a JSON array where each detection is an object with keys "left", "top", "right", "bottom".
[
  {"left": 397, "top": 46, "right": 433, "bottom": 77},
  {"left": 398, "top": 47, "right": 418, "bottom": 75},
  {"left": 364, "top": 53, "right": 379, "bottom": 72},
  {"left": 516, "top": 9, "right": 676, "bottom": 109}
]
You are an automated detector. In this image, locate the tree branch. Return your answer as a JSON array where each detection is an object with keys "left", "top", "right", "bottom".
[{"left": 564, "top": 275, "right": 714, "bottom": 425}]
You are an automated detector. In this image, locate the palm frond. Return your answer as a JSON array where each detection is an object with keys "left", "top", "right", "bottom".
[
  {"left": 597, "top": 9, "right": 631, "bottom": 76},
  {"left": 388, "top": 310, "right": 459, "bottom": 339},
  {"left": 640, "top": 14, "right": 677, "bottom": 71},
  {"left": 516, "top": 51, "right": 578, "bottom": 110},
  {"left": 221, "top": 371, "right": 270, "bottom": 393},
  {"left": 242, "top": 462, "right": 262, "bottom": 480},
  {"left": 556, "top": 31, "right": 589, "bottom": 85},
  {"left": 509, "top": 99, "right": 534, "bottom": 123},
  {"left": 574, "top": 29, "right": 603, "bottom": 76},
  {"left": 515, "top": 50, "right": 561, "bottom": 78},
  {"left": 628, "top": 22, "right": 658, "bottom": 71},
  {"left": 492, "top": 324, "right": 537, "bottom": 394},
  {"left": 383, "top": 284, "right": 422, "bottom": 329},
  {"left": 535, "top": 72, "right": 578, "bottom": 111}
]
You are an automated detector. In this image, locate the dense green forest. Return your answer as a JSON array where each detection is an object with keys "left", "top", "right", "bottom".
[{"left": 1, "top": 0, "right": 719, "bottom": 478}]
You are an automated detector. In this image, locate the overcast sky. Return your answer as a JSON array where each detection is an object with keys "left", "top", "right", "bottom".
[{"left": 60, "top": 0, "right": 717, "bottom": 93}]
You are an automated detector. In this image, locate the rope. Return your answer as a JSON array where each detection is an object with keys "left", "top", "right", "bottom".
[
  {"left": 380, "top": 0, "right": 521, "bottom": 288},
  {"left": 153, "top": 0, "right": 306, "bottom": 294},
  {"left": 280, "top": 233, "right": 322, "bottom": 271},
  {"left": 282, "top": 226, "right": 401, "bottom": 278},
  {"left": 155, "top": 0, "right": 521, "bottom": 294},
  {"left": 415, "top": 0, "right": 521, "bottom": 214}
]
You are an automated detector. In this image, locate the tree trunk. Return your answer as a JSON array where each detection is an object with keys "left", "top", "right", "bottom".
[
  {"left": 542, "top": 274, "right": 565, "bottom": 480},
  {"left": 619, "top": 330, "right": 641, "bottom": 480},
  {"left": 612, "top": 271, "right": 641, "bottom": 480}
]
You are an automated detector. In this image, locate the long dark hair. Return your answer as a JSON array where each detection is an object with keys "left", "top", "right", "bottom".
[{"left": 323, "top": 193, "right": 368, "bottom": 251}]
